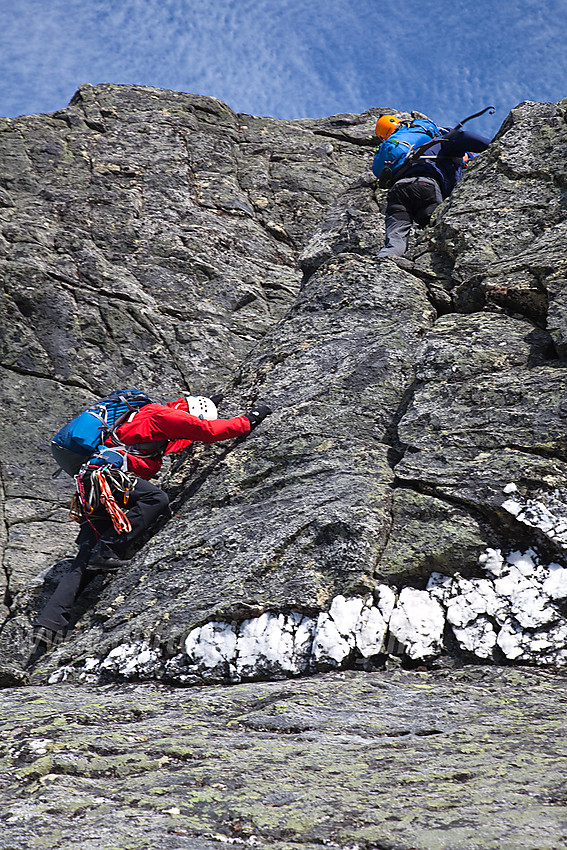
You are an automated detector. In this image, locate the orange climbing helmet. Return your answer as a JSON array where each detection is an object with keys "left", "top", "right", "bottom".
[{"left": 375, "top": 115, "right": 401, "bottom": 140}]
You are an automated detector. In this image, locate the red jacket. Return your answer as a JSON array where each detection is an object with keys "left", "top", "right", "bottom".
[{"left": 106, "top": 397, "right": 250, "bottom": 479}]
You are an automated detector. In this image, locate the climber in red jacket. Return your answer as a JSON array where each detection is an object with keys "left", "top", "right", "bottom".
[
  {"left": 33, "top": 396, "right": 271, "bottom": 645},
  {"left": 86, "top": 394, "right": 271, "bottom": 569},
  {"left": 83, "top": 393, "right": 267, "bottom": 569}
]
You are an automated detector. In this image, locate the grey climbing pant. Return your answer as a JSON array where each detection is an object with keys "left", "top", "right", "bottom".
[{"left": 378, "top": 176, "right": 443, "bottom": 258}]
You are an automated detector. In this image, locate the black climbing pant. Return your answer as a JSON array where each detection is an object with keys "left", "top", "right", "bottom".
[
  {"left": 36, "top": 478, "right": 170, "bottom": 632},
  {"left": 91, "top": 477, "right": 170, "bottom": 561}
]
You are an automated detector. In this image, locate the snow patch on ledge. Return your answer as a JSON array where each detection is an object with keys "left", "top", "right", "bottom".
[
  {"left": 502, "top": 486, "right": 567, "bottom": 546},
  {"left": 180, "top": 590, "right": 400, "bottom": 683},
  {"left": 389, "top": 588, "right": 445, "bottom": 660},
  {"left": 186, "top": 612, "right": 315, "bottom": 680},
  {"left": 74, "top": 483, "right": 567, "bottom": 684}
]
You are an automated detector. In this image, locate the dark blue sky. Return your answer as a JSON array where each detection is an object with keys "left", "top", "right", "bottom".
[{"left": 1, "top": 0, "right": 566, "bottom": 138}]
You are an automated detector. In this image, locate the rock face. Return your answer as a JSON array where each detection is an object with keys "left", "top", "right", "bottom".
[
  {"left": 0, "top": 84, "right": 377, "bottom": 608},
  {"left": 2, "top": 87, "right": 567, "bottom": 683},
  {"left": 2, "top": 667, "right": 567, "bottom": 850}
]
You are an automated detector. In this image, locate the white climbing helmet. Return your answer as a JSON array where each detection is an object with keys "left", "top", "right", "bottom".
[{"left": 186, "top": 395, "right": 218, "bottom": 420}]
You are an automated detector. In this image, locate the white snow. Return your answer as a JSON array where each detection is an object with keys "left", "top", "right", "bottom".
[
  {"left": 328, "top": 595, "right": 365, "bottom": 637},
  {"left": 494, "top": 563, "right": 557, "bottom": 629},
  {"left": 354, "top": 602, "right": 389, "bottom": 658},
  {"left": 502, "top": 487, "right": 567, "bottom": 547},
  {"left": 235, "top": 612, "right": 314, "bottom": 677},
  {"left": 375, "top": 584, "right": 397, "bottom": 620},
  {"left": 388, "top": 588, "right": 445, "bottom": 660},
  {"left": 419, "top": 486, "right": 567, "bottom": 665},
  {"left": 478, "top": 548, "right": 506, "bottom": 576},
  {"left": 543, "top": 564, "right": 567, "bottom": 599},
  {"left": 47, "top": 665, "right": 74, "bottom": 684},
  {"left": 452, "top": 616, "right": 497, "bottom": 659},
  {"left": 184, "top": 612, "right": 317, "bottom": 680},
  {"left": 427, "top": 572, "right": 453, "bottom": 603},
  {"left": 448, "top": 578, "right": 503, "bottom": 627},
  {"left": 502, "top": 499, "right": 522, "bottom": 517},
  {"left": 311, "top": 613, "right": 352, "bottom": 666},
  {"left": 496, "top": 619, "right": 525, "bottom": 660},
  {"left": 184, "top": 621, "right": 239, "bottom": 677},
  {"left": 99, "top": 640, "right": 161, "bottom": 678},
  {"left": 307, "top": 594, "right": 390, "bottom": 665}
]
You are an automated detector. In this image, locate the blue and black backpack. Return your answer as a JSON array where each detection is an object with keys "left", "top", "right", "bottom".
[
  {"left": 51, "top": 389, "right": 154, "bottom": 475},
  {"left": 372, "top": 119, "right": 444, "bottom": 188}
]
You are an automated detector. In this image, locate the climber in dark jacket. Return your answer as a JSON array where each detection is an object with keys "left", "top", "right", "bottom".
[
  {"left": 375, "top": 117, "right": 491, "bottom": 258},
  {"left": 33, "top": 396, "right": 271, "bottom": 649}
]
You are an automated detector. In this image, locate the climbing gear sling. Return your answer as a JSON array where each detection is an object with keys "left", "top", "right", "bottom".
[{"left": 71, "top": 460, "right": 137, "bottom": 536}]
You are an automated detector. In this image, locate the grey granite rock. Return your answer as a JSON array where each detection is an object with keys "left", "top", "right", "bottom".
[
  {"left": 2, "top": 88, "right": 567, "bottom": 682},
  {"left": 3, "top": 84, "right": 567, "bottom": 850},
  {"left": 0, "top": 84, "right": 381, "bottom": 600}
]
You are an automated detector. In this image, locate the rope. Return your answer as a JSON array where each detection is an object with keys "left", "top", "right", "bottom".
[{"left": 97, "top": 470, "right": 132, "bottom": 534}]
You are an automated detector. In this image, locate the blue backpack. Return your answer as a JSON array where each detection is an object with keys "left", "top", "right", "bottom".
[
  {"left": 51, "top": 389, "right": 154, "bottom": 475},
  {"left": 372, "top": 119, "right": 444, "bottom": 187}
]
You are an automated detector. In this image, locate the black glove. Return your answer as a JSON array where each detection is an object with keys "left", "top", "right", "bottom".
[
  {"left": 210, "top": 393, "right": 224, "bottom": 406},
  {"left": 245, "top": 404, "right": 272, "bottom": 430}
]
